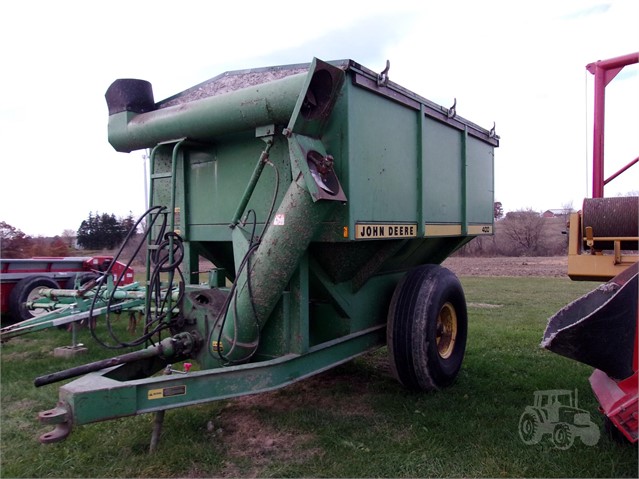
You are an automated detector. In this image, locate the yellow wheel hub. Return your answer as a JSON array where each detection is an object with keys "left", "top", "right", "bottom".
[{"left": 436, "top": 302, "right": 457, "bottom": 359}]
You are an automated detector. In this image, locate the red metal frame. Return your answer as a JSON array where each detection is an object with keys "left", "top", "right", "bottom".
[
  {"left": 581, "top": 53, "right": 639, "bottom": 444},
  {"left": 586, "top": 52, "right": 639, "bottom": 198},
  {"left": 588, "top": 262, "right": 638, "bottom": 443},
  {"left": 0, "top": 256, "right": 135, "bottom": 316},
  {"left": 590, "top": 368, "right": 638, "bottom": 443}
]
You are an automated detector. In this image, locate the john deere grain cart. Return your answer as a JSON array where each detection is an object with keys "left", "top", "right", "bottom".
[{"left": 33, "top": 58, "right": 498, "bottom": 444}]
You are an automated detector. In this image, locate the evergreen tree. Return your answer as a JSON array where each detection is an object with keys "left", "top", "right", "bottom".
[
  {"left": 76, "top": 212, "right": 137, "bottom": 250},
  {"left": 120, "top": 212, "right": 137, "bottom": 238}
]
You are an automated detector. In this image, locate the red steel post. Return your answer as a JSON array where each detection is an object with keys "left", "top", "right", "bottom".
[{"left": 586, "top": 53, "right": 639, "bottom": 198}]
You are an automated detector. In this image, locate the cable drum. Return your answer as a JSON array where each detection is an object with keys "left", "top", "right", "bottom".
[{"left": 582, "top": 197, "right": 639, "bottom": 250}]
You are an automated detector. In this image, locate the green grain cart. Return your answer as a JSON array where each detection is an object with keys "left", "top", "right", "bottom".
[{"left": 35, "top": 58, "right": 498, "bottom": 444}]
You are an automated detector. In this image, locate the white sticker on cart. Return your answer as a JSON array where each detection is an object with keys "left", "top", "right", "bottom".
[{"left": 273, "top": 214, "right": 285, "bottom": 226}]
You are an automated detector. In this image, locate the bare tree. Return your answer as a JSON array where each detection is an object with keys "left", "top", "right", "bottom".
[
  {"left": 560, "top": 201, "right": 575, "bottom": 223},
  {"left": 62, "top": 229, "right": 76, "bottom": 248},
  {"left": 500, "top": 209, "right": 546, "bottom": 255}
]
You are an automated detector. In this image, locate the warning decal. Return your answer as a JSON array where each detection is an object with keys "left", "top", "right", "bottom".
[
  {"left": 148, "top": 385, "right": 187, "bottom": 400},
  {"left": 355, "top": 223, "right": 417, "bottom": 239}
]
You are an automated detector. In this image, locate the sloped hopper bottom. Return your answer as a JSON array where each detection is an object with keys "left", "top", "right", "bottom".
[{"left": 541, "top": 265, "right": 638, "bottom": 380}]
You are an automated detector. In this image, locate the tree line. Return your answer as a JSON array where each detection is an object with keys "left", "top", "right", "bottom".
[
  {"left": 0, "top": 222, "right": 72, "bottom": 258},
  {"left": 1, "top": 212, "right": 137, "bottom": 259},
  {"left": 6, "top": 198, "right": 632, "bottom": 259},
  {"left": 1, "top": 205, "right": 564, "bottom": 260},
  {"left": 456, "top": 207, "right": 571, "bottom": 257}
]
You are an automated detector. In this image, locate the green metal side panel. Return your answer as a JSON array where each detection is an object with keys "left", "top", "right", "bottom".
[
  {"left": 466, "top": 136, "right": 495, "bottom": 224},
  {"left": 321, "top": 73, "right": 494, "bottom": 243},
  {"left": 422, "top": 117, "right": 463, "bottom": 224},
  {"left": 186, "top": 140, "right": 259, "bottom": 232},
  {"left": 177, "top": 135, "right": 292, "bottom": 242},
  {"left": 344, "top": 83, "right": 419, "bottom": 224}
]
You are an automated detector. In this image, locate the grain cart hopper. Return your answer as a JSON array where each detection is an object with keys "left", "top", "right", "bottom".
[
  {"left": 34, "top": 58, "right": 498, "bottom": 444},
  {"left": 543, "top": 52, "right": 638, "bottom": 444}
]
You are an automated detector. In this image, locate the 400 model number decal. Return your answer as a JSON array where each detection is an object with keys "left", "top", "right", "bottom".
[{"left": 355, "top": 223, "right": 418, "bottom": 239}]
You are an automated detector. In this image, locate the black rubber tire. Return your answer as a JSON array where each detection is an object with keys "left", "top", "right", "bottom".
[
  {"left": 8, "top": 276, "right": 59, "bottom": 321},
  {"left": 387, "top": 264, "right": 468, "bottom": 391}
]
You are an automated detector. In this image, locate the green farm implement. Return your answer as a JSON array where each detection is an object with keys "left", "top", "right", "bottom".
[{"left": 3, "top": 59, "right": 499, "bottom": 445}]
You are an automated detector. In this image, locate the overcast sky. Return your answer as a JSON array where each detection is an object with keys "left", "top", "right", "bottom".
[{"left": 1, "top": 0, "right": 637, "bottom": 237}]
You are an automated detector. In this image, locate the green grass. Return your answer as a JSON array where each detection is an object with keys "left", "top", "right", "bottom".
[{"left": 1, "top": 277, "right": 636, "bottom": 477}]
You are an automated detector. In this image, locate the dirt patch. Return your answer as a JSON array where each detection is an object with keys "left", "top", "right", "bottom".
[
  {"left": 232, "top": 368, "right": 379, "bottom": 418},
  {"left": 211, "top": 407, "right": 320, "bottom": 478},
  {"left": 442, "top": 256, "right": 569, "bottom": 278},
  {"left": 206, "top": 366, "right": 378, "bottom": 477}
]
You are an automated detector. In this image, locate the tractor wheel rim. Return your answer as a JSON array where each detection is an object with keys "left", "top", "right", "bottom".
[
  {"left": 436, "top": 302, "right": 457, "bottom": 359},
  {"left": 27, "top": 287, "right": 48, "bottom": 316}
]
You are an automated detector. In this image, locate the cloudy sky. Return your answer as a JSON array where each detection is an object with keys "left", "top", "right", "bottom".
[{"left": 1, "top": 0, "right": 637, "bottom": 237}]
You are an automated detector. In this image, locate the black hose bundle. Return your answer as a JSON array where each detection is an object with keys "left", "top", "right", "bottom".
[{"left": 88, "top": 206, "right": 185, "bottom": 349}]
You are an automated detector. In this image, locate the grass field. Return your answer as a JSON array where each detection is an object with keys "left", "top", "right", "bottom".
[{"left": 1, "top": 276, "right": 636, "bottom": 477}]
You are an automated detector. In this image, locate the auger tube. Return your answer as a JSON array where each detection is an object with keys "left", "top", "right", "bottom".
[
  {"left": 106, "top": 73, "right": 306, "bottom": 152},
  {"left": 219, "top": 175, "right": 335, "bottom": 362}
]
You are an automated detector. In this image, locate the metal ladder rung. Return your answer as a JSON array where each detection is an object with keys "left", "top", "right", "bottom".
[{"left": 151, "top": 172, "right": 173, "bottom": 179}]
